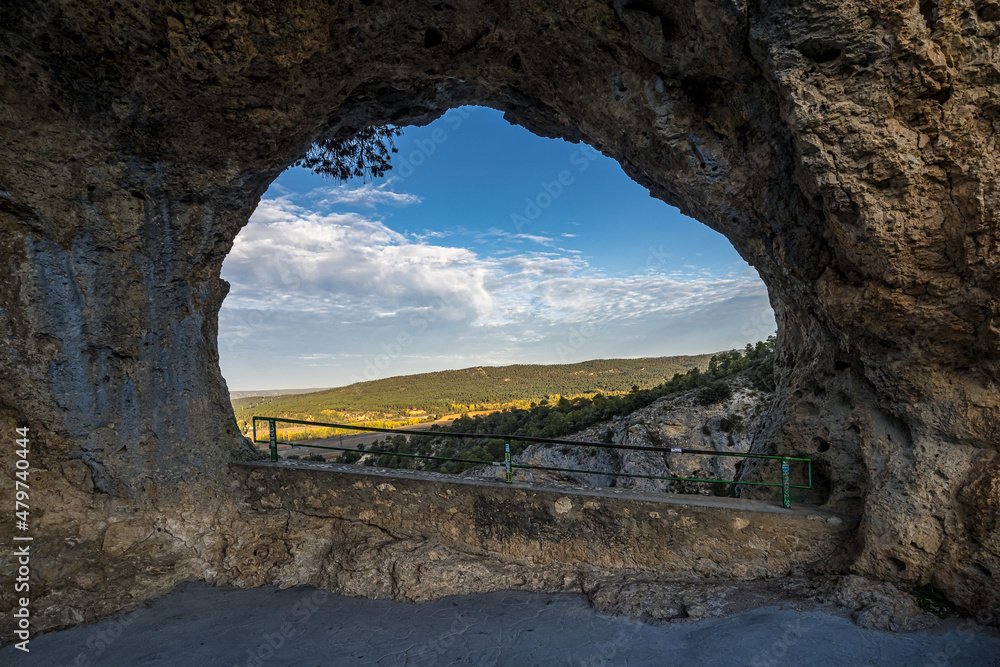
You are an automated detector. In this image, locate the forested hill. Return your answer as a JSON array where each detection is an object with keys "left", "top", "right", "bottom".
[{"left": 231, "top": 354, "right": 715, "bottom": 423}]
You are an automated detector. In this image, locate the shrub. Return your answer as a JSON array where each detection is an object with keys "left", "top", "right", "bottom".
[{"left": 696, "top": 381, "right": 732, "bottom": 406}]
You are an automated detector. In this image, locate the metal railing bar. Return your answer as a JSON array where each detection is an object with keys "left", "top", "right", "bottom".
[
  {"left": 508, "top": 462, "right": 808, "bottom": 488},
  {"left": 251, "top": 416, "right": 811, "bottom": 462},
  {"left": 260, "top": 442, "right": 809, "bottom": 489},
  {"left": 266, "top": 442, "right": 496, "bottom": 468},
  {"left": 250, "top": 415, "right": 812, "bottom": 506}
]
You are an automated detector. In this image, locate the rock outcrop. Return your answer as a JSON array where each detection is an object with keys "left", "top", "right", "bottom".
[
  {"left": 473, "top": 381, "right": 776, "bottom": 496},
  {"left": 1, "top": 0, "right": 998, "bottom": 633}
]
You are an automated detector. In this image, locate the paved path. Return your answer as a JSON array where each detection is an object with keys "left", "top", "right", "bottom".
[{"left": 3, "top": 583, "right": 999, "bottom": 666}]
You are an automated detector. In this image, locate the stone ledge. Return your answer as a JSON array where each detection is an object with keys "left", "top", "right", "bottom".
[
  {"left": 230, "top": 461, "right": 857, "bottom": 598},
  {"left": 238, "top": 459, "right": 849, "bottom": 517}
]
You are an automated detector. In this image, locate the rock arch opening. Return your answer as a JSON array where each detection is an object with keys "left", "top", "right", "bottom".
[
  {"left": 219, "top": 105, "right": 773, "bottom": 391},
  {"left": 221, "top": 104, "right": 785, "bottom": 499},
  {"left": 1, "top": 0, "right": 998, "bottom": 632}
]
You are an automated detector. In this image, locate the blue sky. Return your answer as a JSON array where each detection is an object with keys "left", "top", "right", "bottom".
[{"left": 219, "top": 106, "right": 775, "bottom": 390}]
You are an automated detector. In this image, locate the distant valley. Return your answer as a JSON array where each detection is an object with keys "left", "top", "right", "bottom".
[
  {"left": 231, "top": 354, "right": 716, "bottom": 428},
  {"left": 229, "top": 387, "right": 332, "bottom": 400}
]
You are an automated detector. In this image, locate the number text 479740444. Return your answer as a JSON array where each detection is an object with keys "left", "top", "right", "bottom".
[{"left": 12, "top": 425, "right": 32, "bottom": 653}]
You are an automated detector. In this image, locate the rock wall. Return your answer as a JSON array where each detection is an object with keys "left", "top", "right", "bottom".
[
  {"left": 231, "top": 462, "right": 854, "bottom": 600},
  {"left": 0, "top": 0, "right": 998, "bottom": 630}
]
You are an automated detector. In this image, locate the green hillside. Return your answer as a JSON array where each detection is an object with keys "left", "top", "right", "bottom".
[
  {"left": 232, "top": 354, "right": 716, "bottom": 425},
  {"left": 351, "top": 338, "right": 777, "bottom": 474}
]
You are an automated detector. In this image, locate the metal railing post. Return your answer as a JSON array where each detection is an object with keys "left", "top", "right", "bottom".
[
  {"left": 246, "top": 416, "right": 813, "bottom": 503},
  {"left": 269, "top": 419, "right": 278, "bottom": 462},
  {"left": 505, "top": 442, "right": 512, "bottom": 483},
  {"left": 781, "top": 457, "right": 791, "bottom": 509}
]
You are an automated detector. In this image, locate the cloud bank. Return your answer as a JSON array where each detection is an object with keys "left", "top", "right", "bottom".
[{"left": 219, "top": 192, "right": 775, "bottom": 389}]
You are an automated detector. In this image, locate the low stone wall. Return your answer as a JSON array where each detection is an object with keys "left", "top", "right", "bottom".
[{"left": 231, "top": 461, "right": 856, "bottom": 602}]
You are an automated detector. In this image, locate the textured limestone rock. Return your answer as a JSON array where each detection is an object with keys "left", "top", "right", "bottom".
[
  {"left": 827, "top": 574, "right": 939, "bottom": 632},
  {"left": 229, "top": 462, "right": 854, "bottom": 600},
  {"left": 0, "top": 0, "right": 998, "bottom": 633},
  {"left": 480, "top": 381, "right": 773, "bottom": 495}
]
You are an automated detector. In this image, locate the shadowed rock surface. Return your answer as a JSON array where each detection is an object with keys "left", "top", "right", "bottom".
[
  {"left": 230, "top": 462, "right": 854, "bottom": 597},
  {"left": 0, "top": 0, "right": 998, "bottom": 636}
]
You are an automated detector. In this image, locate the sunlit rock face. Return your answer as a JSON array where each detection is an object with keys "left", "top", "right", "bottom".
[
  {"left": 0, "top": 0, "right": 997, "bottom": 630},
  {"left": 475, "top": 380, "right": 774, "bottom": 494}
]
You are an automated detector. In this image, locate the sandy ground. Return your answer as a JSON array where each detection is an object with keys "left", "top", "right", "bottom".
[{"left": 3, "top": 583, "right": 999, "bottom": 666}]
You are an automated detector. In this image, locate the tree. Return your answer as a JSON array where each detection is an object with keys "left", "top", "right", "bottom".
[{"left": 297, "top": 125, "right": 403, "bottom": 182}]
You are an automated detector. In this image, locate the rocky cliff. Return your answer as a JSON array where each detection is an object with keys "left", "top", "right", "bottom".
[
  {"left": 1, "top": 0, "right": 998, "bottom": 633},
  {"left": 473, "top": 380, "right": 777, "bottom": 497}
]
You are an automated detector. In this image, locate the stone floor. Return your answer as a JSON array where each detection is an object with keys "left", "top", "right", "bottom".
[{"left": 3, "top": 582, "right": 999, "bottom": 666}]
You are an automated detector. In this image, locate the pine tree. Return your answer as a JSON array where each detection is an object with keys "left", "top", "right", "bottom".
[{"left": 297, "top": 125, "right": 403, "bottom": 182}]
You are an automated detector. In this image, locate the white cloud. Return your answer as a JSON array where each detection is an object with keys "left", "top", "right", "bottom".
[
  {"left": 511, "top": 233, "right": 556, "bottom": 245},
  {"left": 411, "top": 229, "right": 451, "bottom": 241},
  {"left": 219, "top": 193, "right": 774, "bottom": 389},
  {"left": 481, "top": 228, "right": 558, "bottom": 247},
  {"left": 316, "top": 182, "right": 423, "bottom": 207},
  {"left": 224, "top": 198, "right": 492, "bottom": 321}
]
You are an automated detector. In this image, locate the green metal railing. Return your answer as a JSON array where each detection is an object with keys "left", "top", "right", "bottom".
[{"left": 251, "top": 416, "right": 812, "bottom": 509}]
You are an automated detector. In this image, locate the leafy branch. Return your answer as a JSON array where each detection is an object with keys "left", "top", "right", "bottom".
[{"left": 296, "top": 125, "right": 403, "bottom": 182}]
